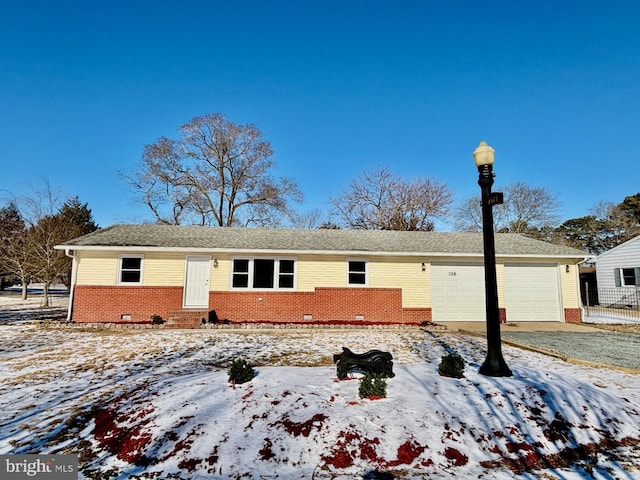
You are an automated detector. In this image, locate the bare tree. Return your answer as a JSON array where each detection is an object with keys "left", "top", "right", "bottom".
[
  {"left": 26, "top": 215, "right": 69, "bottom": 306},
  {"left": 287, "top": 208, "right": 328, "bottom": 229},
  {"left": 16, "top": 178, "right": 65, "bottom": 226},
  {"left": 453, "top": 181, "right": 561, "bottom": 236},
  {"left": 122, "top": 113, "right": 302, "bottom": 227},
  {"left": 331, "top": 167, "right": 453, "bottom": 231}
]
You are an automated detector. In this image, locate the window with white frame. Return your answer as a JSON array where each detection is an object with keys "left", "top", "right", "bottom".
[
  {"left": 232, "top": 259, "right": 250, "bottom": 288},
  {"left": 615, "top": 267, "right": 640, "bottom": 287},
  {"left": 231, "top": 258, "right": 296, "bottom": 289},
  {"left": 118, "top": 255, "right": 143, "bottom": 284},
  {"left": 347, "top": 259, "right": 368, "bottom": 285}
]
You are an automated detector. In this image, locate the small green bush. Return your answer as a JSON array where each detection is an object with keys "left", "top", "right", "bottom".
[
  {"left": 150, "top": 314, "right": 164, "bottom": 325},
  {"left": 359, "top": 373, "right": 387, "bottom": 399},
  {"left": 438, "top": 353, "right": 465, "bottom": 378},
  {"left": 228, "top": 357, "right": 255, "bottom": 385}
]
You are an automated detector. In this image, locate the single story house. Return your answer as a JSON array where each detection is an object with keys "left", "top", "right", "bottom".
[
  {"left": 595, "top": 235, "right": 640, "bottom": 307},
  {"left": 55, "top": 224, "right": 588, "bottom": 326}
]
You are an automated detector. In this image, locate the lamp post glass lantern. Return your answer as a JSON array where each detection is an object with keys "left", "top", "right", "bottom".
[{"left": 473, "top": 141, "right": 512, "bottom": 377}]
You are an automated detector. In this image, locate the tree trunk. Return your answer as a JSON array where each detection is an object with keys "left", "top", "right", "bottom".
[{"left": 42, "top": 281, "right": 50, "bottom": 308}]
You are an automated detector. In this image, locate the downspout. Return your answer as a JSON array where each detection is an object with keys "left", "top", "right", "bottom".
[{"left": 64, "top": 249, "right": 77, "bottom": 322}]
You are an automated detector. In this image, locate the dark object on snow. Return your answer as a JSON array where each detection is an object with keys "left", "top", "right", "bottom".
[{"left": 333, "top": 347, "right": 394, "bottom": 380}]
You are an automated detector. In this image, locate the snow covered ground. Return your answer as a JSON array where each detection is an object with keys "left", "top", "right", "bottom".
[{"left": 1, "top": 294, "right": 639, "bottom": 479}]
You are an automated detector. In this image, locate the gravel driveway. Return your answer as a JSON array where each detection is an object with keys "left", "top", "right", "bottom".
[{"left": 501, "top": 331, "right": 640, "bottom": 371}]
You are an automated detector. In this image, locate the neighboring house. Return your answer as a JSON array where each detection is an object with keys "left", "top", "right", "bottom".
[
  {"left": 55, "top": 224, "right": 588, "bottom": 326},
  {"left": 595, "top": 235, "right": 640, "bottom": 307}
]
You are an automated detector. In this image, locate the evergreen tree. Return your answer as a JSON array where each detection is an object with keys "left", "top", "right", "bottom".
[
  {"left": 0, "top": 203, "right": 30, "bottom": 296},
  {"left": 620, "top": 193, "right": 640, "bottom": 224}
]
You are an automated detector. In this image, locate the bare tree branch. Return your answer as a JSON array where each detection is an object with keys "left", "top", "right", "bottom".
[
  {"left": 331, "top": 167, "right": 453, "bottom": 231},
  {"left": 453, "top": 182, "right": 561, "bottom": 236},
  {"left": 121, "top": 113, "right": 302, "bottom": 226}
]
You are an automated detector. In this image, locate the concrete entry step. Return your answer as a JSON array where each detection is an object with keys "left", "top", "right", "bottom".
[{"left": 166, "top": 309, "right": 210, "bottom": 329}]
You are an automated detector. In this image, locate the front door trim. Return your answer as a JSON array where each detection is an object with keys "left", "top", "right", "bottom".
[{"left": 183, "top": 255, "right": 211, "bottom": 308}]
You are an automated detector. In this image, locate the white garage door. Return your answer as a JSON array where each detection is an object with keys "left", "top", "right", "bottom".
[
  {"left": 504, "top": 264, "right": 561, "bottom": 321},
  {"left": 431, "top": 263, "right": 486, "bottom": 321}
]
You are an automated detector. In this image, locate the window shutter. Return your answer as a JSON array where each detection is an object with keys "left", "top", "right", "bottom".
[
  {"left": 614, "top": 268, "right": 622, "bottom": 287},
  {"left": 635, "top": 267, "right": 640, "bottom": 286}
]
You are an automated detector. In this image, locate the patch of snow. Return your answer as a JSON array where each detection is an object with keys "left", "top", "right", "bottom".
[
  {"left": 0, "top": 303, "right": 639, "bottom": 478},
  {"left": 582, "top": 312, "right": 640, "bottom": 325}
]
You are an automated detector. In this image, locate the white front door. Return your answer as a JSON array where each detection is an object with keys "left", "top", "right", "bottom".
[{"left": 183, "top": 256, "right": 211, "bottom": 308}]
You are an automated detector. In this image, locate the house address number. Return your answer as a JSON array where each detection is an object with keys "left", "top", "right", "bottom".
[{"left": 449, "top": 271, "right": 457, "bottom": 276}]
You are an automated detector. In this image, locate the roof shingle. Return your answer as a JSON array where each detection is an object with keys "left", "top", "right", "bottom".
[{"left": 57, "top": 224, "right": 588, "bottom": 258}]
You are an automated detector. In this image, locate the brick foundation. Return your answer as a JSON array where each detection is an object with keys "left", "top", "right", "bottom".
[
  {"left": 402, "top": 308, "right": 432, "bottom": 324},
  {"left": 72, "top": 285, "right": 184, "bottom": 323},
  {"left": 71, "top": 285, "right": 423, "bottom": 325},
  {"left": 564, "top": 308, "right": 583, "bottom": 324}
]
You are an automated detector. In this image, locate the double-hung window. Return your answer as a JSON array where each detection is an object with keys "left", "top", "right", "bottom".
[
  {"left": 232, "top": 259, "right": 250, "bottom": 288},
  {"left": 118, "top": 255, "right": 143, "bottom": 284},
  {"left": 615, "top": 267, "right": 640, "bottom": 287},
  {"left": 348, "top": 259, "right": 368, "bottom": 285},
  {"left": 231, "top": 258, "right": 296, "bottom": 289}
]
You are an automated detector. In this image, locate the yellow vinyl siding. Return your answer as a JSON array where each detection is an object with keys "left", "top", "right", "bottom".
[
  {"left": 297, "top": 255, "right": 346, "bottom": 291},
  {"left": 211, "top": 254, "right": 230, "bottom": 290},
  {"left": 75, "top": 252, "right": 118, "bottom": 285},
  {"left": 75, "top": 252, "right": 187, "bottom": 286},
  {"left": 561, "top": 262, "right": 580, "bottom": 308},
  {"left": 369, "top": 256, "right": 428, "bottom": 308},
  {"left": 143, "top": 253, "right": 185, "bottom": 286}
]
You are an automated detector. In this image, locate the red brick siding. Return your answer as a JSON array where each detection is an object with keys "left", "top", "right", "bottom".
[
  {"left": 211, "top": 290, "right": 315, "bottom": 322},
  {"left": 72, "top": 285, "right": 184, "bottom": 323},
  {"left": 211, "top": 287, "right": 407, "bottom": 323},
  {"left": 402, "top": 308, "right": 432, "bottom": 324},
  {"left": 564, "top": 308, "right": 582, "bottom": 324},
  {"left": 72, "top": 285, "right": 427, "bottom": 325},
  {"left": 314, "top": 287, "right": 403, "bottom": 322}
]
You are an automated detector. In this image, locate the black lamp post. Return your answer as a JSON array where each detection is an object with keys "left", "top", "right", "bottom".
[{"left": 473, "top": 141, "right": 512, "bottom": 377}]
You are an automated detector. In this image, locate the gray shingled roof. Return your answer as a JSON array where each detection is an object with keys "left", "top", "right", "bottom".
[{"left": 57, "top": 224, "right": 588, "bottom": 258}]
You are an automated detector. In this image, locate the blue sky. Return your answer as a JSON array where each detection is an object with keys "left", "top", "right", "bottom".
[{"left": 1, "top": 1, "right": 638, "bottom": 229}]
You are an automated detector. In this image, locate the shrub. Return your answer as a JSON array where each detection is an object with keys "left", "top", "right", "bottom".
[
  {"left": 228, "top": 357, "right": 255, "bottom": 385},
  {"left": 359, "top": 373, "right": 387, "bottom": 399},
  {"left": 150, "top": 314, "right": 164, "bottom": 325},
  {"left": 438, "top": 353, "right": 465, "bottom": 378}
]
